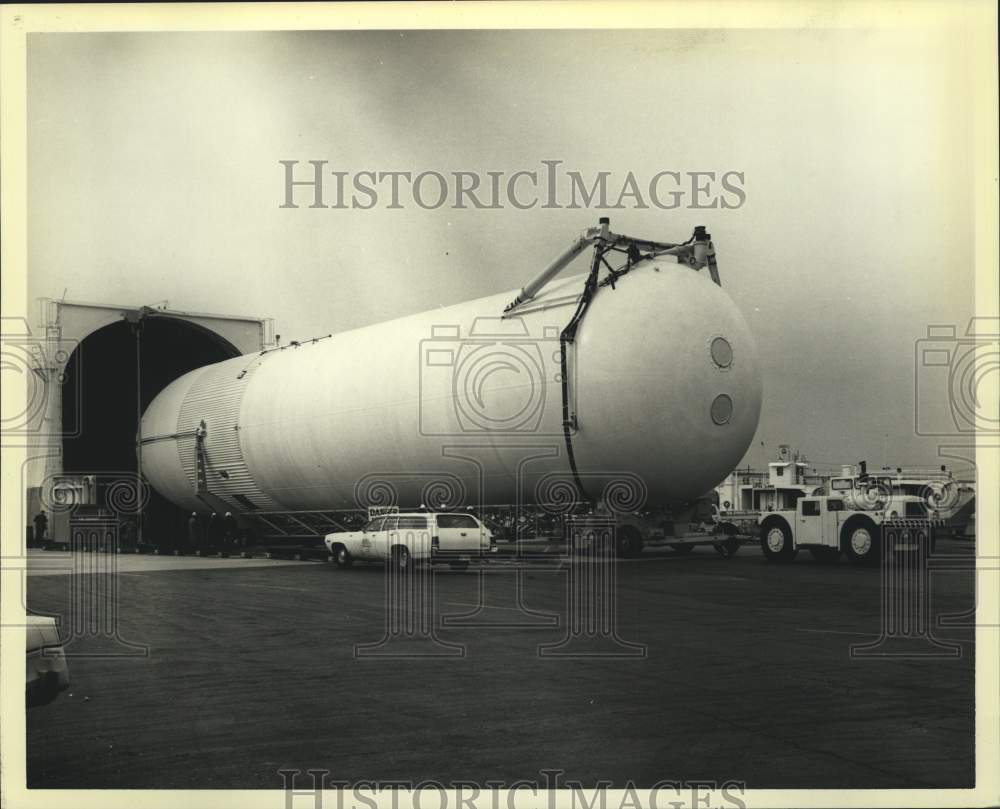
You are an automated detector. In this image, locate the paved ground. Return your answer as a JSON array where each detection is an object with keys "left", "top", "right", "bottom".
[
  {"left": 25, "top": 540, "right": 976, "bottom": 789},
  {"left": 26, "top": 549, "right": 314, "bottom": 576}
]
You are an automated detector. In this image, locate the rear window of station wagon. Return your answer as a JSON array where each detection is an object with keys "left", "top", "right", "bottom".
[
  {"left": 379, "top": 516, "right": 429, "bottom": 531},
  {"left": 396, "top": 516, "right": 430, "bottom": 530},
  {"left": 436, "top": 514, "right": 479, "bottom": 529}
]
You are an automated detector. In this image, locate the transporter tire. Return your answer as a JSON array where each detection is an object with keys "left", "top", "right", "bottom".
[
  {"left": 720, "top": 536, "right": 741, "bottom": 558},
  {"left": 760, "top": 519, "right": 796, "bottom": 562},
  {"left": 332, "top": 544, "right": 354, "bottom": 569},
  {"left": 616, "top": 525, "right": 644, "bottom": 559},
  {"left": 809, "top": 547, "right": 842, "bottom": 564},
  {"left": 842, "top": 518, "right": 881, "bottom": 566}
]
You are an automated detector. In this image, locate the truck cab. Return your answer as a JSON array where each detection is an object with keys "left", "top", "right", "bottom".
[
  {"left": 324, "top": 511, "right": 494, "bottom": 570},
  {"left": 758, "top": 495, "right": 938, "bottom": 565}
]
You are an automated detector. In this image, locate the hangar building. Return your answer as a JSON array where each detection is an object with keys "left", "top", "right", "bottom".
[{"left": 24, "top": 298, "right": 274, "bottom": 545}]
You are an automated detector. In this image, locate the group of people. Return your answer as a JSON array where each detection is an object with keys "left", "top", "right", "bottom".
[
  {"left": 187, "top": 511, "right": 246, "bottom": 550},
  {"left": 32, "top": 508, "right": 250, "bottom": 552}
]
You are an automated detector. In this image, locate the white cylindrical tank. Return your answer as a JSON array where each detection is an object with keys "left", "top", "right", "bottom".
[{"left": 141, "top": 258, "right": 762, "bottom": 514}]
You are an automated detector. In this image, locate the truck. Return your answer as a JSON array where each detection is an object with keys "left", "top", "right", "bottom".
[
  {"left": 758, "top": 494, "right": 941, "bottom": 565},
  {"left": 26, "top": 616, "right": 70, "bottom": 708},
  {"left": 826, "top": 464, "right": 975, "bottom": 540}
]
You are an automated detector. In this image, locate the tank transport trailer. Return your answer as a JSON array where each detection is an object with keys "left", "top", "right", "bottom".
[
  {"left": 321, "top": 498, "right": 754, "bottom": 571},
  {"left": 140, "top": 219, "right": 763, "bottom": 561}
]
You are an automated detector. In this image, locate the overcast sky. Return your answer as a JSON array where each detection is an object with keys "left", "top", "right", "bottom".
[{"left": 26, "top": 28, "right": 977, "bottom": 472}]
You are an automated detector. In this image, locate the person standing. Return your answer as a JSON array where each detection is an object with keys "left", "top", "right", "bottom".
[
  {"left": 207, "top": 512, "right": 221, "bottom": 548},
  {"left": 187, "top": 512, "right": 202, "bottom": 550},
  {"left": 119, "top": 516, "right": 136, "bottom": 552},
  {"left": 33, "top": 510, "right": 48, "bottom": 546},
  {"left": 223, "top": 512, "right": 238, "bottom": 548}
]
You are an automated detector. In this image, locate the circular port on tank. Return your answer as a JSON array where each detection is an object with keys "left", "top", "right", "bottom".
[
  {"left": 710, "top": 336, "right": 733, "bottom": 368},
  {"left": 711, "top": 393, "right": 734, "bottom": 425}
]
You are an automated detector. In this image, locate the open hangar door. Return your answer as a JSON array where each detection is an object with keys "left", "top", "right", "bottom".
[{"left": 34, "top": 300, "right": 274, "bottom": 547}]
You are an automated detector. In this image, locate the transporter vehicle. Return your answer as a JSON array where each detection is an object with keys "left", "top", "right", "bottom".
[
  {"left": 325, "top": 511, "right": 494, "bottom": 570},
  {"left": 573, "top": 497, "right": 755, "bottom": 558},
  {"left": 758, "top": 495, "right": 941, "bottom": 565},
  {"left": 140, "top": 219, "right": 762, "bottom": 559},
  {"left": 26, "top": 616, "right": 70, "bottom": 707},
  {"left": 827, "top": 462, "right": 975, "bottom": 539}
]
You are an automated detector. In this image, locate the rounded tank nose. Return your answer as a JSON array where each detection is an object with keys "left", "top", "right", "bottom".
[{"left": 570, "top": 262, "right": 762, "bottom": 505}]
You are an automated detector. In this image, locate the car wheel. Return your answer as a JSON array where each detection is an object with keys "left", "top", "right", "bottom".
[
  {"left": 391, "top": 545, "right": 411, "bottom": 572},
  {"left": 333, "top": 545, "right": 353, "bottom": 569},
  {"left": 842, "top": 518, "right": 881, "bottom": 565},
  {"left": 760, "top": 520, "right": 796, "bottom": 562}
]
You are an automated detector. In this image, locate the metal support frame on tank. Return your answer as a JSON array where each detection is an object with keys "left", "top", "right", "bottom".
[
  {"left": 252, "top": 504, "right": 591, "bottom": 542},
  {"left": 194, "top": 420, "right": 208, "bottom": 494},
  {"left": 502, "top": 218, "right": 720, "bottom": 316},
  {"left": 502, "top": 218, "right": 722, "bottom": 503},
  {"left": 251, "top": 509, "right": 363, "bottom": 538}
]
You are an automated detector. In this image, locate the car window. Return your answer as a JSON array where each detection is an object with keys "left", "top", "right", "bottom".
[
  {"left": 801, "top": 501, "right": 820, "bottom": 516},
  {"left": 382, "top": 516, "right": 399, "bottom": 531},
  {"left": 364, "top": 517, "right": 385, "bottom": 532},
  {"left": 827, "top": 499, "right": 844, "bottom": 511},
  {"left": 905, "top": 501, "right": 927, "bottom": 517},
  {"left": 437, "top": 514, "right": 479, "bottom": 529},
  {"left": 397, "top": 516, "right": 429, "bottom": 530}
]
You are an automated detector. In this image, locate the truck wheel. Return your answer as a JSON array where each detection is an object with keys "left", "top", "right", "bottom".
[
  {"left": 332, "top": 545, "right": 354, "bottom": 569},
  {"left": 809, "top": 547, "right": 841, "bottom": 564},
  {"left": 616, "top": 526, "right": 643, "bottom": 559},
  {"left": 720, "top": 536, "right": 741, "bottom": 558},
  {"left": 390, "top": 545, "right": 411, "bottom": 572},
  {"left": 670, "top": 543, "right": 695, "bottom": 555},
  {"left": 842, "top": 519, "right": 880, "bottom": 565},
  {"left": 760, "top": 520, "right": 796, "bottom": 562}
]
